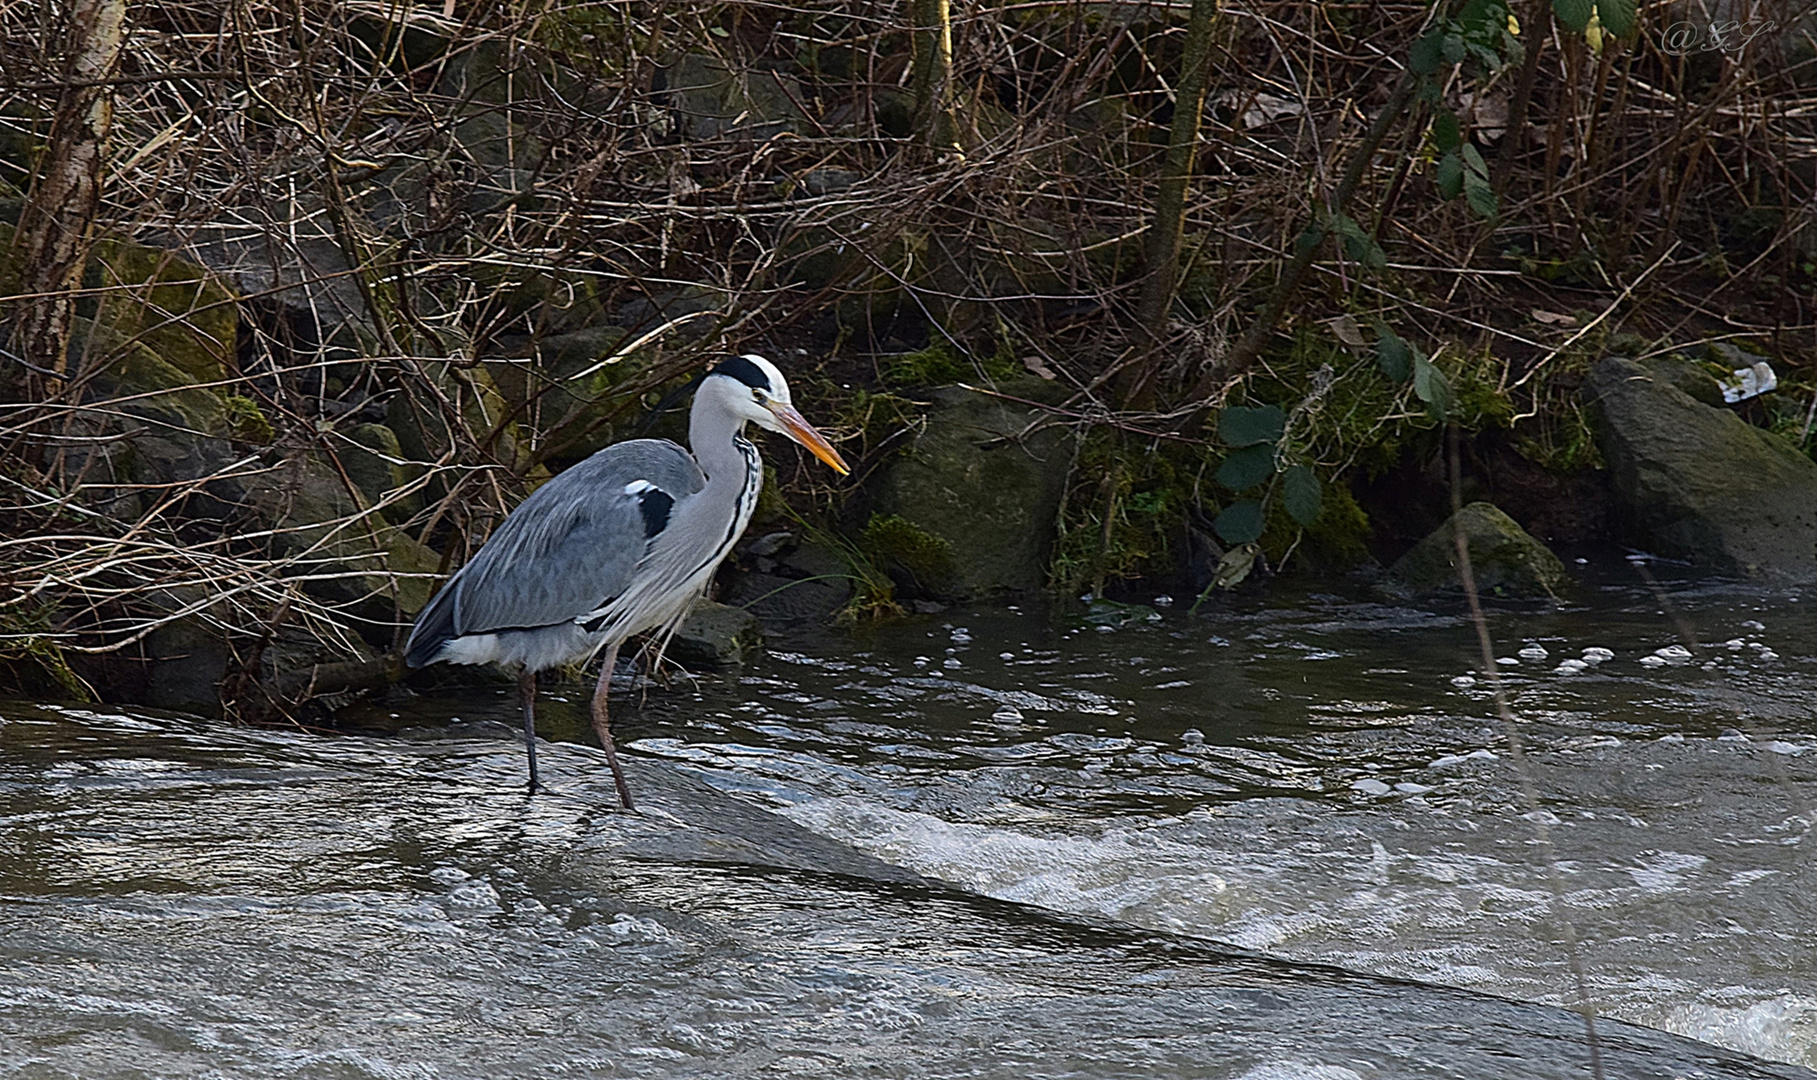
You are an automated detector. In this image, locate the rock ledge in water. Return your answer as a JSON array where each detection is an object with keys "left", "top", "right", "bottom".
[
  {"left": 669, "top": 601, "right": 763, "bottom": 668},
  {"left": 1389, "top": 502, "right": 1568, "bottom": 599}
]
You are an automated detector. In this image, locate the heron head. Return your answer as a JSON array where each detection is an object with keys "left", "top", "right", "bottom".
[{"left": 708, "top": 354, "right": 850, "bottom": 475}]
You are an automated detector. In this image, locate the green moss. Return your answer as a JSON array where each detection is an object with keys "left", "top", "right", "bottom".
[
  {"left": 89, "top": 236, "right": 237, "bottom": 383},
  {"left": 882, "top": 339, "right": 1018, "bottom": 388},
  {"left": 1051, "top": 428, "right": 1198, "bottom": 595},
  {"left": 860, "top": 513, "right": 956, "bottom": 593},
  {"left": 1292, "top": 479, "right": 1371, "bottom": 569},
  {"left": 223, "top": 395, "right": 275, "bottom": 444}
]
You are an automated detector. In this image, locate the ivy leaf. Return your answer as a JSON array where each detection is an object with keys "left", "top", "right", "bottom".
[
  {"left": 1219, "top": 404, "right": 1285, "bottom": 447},
  {"left": 1432, "top": 109, "right": 1461, "bottom": 152},
  {"left": 1332, "top": 212, "right": 1387, "bottom": 269},
  {"left": 1463, "top": 169, "right": 1498, "bottom": 218},
  {"left": 1215, "top": 444, "right": 1278, "bottom": 492},
  {"left": 1552, "top": 0, "right": 1592, "bottom": 30},
  {"left": 1413, "top": 354, "right": 1455, "bottom": 421},
  {"left": 1282, "top": 465, "right": 1324, "bottom": 526},
  {"left": 1408, "top": 32, "right": 1448, "bottom": 74},
  {"left": 1376, "top": 327, "right": 1413, "bottom": 382},
  {"left": 1594, "top": 0, "right": 1635, "bottom": 38},
  {"left": 1213, "top": 500, "right": 1266, "bottom": 545},
  {"left": 1436, "top": 150, "right": 1464, "bottom": 199}
]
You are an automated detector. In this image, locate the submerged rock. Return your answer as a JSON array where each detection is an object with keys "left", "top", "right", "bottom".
[
  {"left": 866, "top": 380, "right": 1075, "bottom": 600},
  {"left": 1389, "top": 501, "right": 1568, "bottom": 599},
  {"left": 669, "top": 600, "right": 763, "bottom": 668},
  {"left": 1589, "top": 356, "right": 1817, "bottom": 578}
]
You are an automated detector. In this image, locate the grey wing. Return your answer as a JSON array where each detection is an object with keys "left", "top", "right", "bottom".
[{"left": 404, "top": 439, "right": 703, "bottom": 667}]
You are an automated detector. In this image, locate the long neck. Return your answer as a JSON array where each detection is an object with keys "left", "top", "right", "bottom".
[{"left": 689, "top": 389, "right": 761, "bottom": 487}]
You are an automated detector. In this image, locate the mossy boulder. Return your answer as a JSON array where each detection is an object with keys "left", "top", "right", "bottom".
[
  {"left": 1588, "top": 356, "right": 1817, "bottom": 578},
  {"left": 664, "top": 53, "right": 809, "bottom": 141},
  {"left": 1389, "top": 502, "right": 1569, "bottom": 599},
  {"left": 484, "top": 326, "right": 645, "bottom": 462},
  {"left": 246, "top": 447, "right": 441, "bottom": 618},
  {"left": 669, "top": 600, "right": 764, "bottom": 668},
  {"left": 88, "top": 236, "right": 237, "bottom": 383},
  {"left": 335, "top": 422, "right": 413, "bottom": 510},
  {"left": 866, "top": 379, "right": 1075, "bottom": 600}
]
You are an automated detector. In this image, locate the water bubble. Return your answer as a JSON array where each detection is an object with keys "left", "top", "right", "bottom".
[
  {"left": 991, "top": 705, "right": 1024, "bottom": 722},
  {"left": 1518, "top": 643, "right": 1549, "bottom": 661},
  {"left": 1182, "top": 728, "right": 1205, "bottom": 747},
  {"left": 1351, "top": 778, "right": 1394, "bottom": 796},
  {"left": 1655, "top": 644, "right": 1693, "bottom": 663},
  {"left": 999, "top": 651, "right": 1015, "bottom": 660},
  {"left": 913, "top": 656, "right": 930, "bottom": 667},
  {"left": 1638, "top": 655, "right": 1668, "bottom": 669},
  {"left": 1758, "top": 649, "right": 1780, "bottom": 662},
  {"left": 1554, "top": 658, "right": 1589, "bottom": 676},
  {"left": 1153, "top": 594, "right": 1174, "bottom": 607},
  {"left": 1743, "top": 619, "right": 1766, "bottom": 631},
  {"left": 1581, "top": 647, "right": 1614, "bottom": 664},
  {"left": 1450, "top": 674, "right": 1477, "bottom": 688},
  {"left": 943, "top": 657, "right": 962, "bottom": 669},
  {"left": 1496, "top": 656, "right": 1520, "bottom": 666},
  {"left": 1724, "top": 638, "right": 1747, "bottom": 649}
]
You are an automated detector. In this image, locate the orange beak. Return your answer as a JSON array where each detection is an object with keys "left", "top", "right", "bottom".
[{"left": 764, "top": 400, "right": 850, "bottom": 475}]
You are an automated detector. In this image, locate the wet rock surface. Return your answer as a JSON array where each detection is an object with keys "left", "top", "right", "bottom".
[
  {"left": 866, "top": 380, "right": 1074, "bottom": 601},
  {"left": 1589, "top": 355, "right": 1817, "bottom": 579},
  {"left": 669, "top": 600, "right": 764, "bottom": 668}
]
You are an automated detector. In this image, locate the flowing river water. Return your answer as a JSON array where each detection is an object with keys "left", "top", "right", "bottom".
[{"left": 4, "top": 560, "right": 1816, "bottom": 1078}]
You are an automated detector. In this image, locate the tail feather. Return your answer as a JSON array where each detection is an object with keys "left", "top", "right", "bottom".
[{"left": 404, "top": 577, "right": 458, "bottom": 668}]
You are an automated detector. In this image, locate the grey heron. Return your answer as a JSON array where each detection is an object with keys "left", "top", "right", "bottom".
[{"left": 403, "top": 354, "right": 849, "bottom": 808}]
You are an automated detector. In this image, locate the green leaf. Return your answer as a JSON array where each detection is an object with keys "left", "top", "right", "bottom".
[
  {"left": 1460, "top": 143, "right": 1489, "bottom": 178},
  {"left": 1441, "top": 32, "right": 1466, "bottom": 63},
  {"left": 1413, "top": 354, "right": 1455, "bottom": 421},
  {"left": 1333, "top": 213, "right": 1386, "bottom": 269},
  {"left": 1376, "top": 328, "right": 1413, "bottom": 382},
  {"left": 1594, "top": 0, "right": 1635, "bottom": 37},
  {"left": 1282, "top": 465, "right": 1324, "bottom": 526},
  {"left": 1213, "top": 500, "right": 1266, "bottom": 545},
  {"left": 1552, "top": 0, "right": 1592, "bottom": 30},
  {"left": 1436, "top": 150, "right": 1464, "bottom": 199},
  {"left": 1215, "top": 444, "right": 1278, "bottom": 492},
  {"left": 1219, "top": 404, "right": 1285, "bottom": 447},
  {"left": 1432, "top": 110, "right": 1461, "bottom": 152},
  {"left": 1463, "top": 169, "right": 1498, "bottom": 218},
  {"left": 1408, "top": 33, "right": 1447, "bottom": 74}
]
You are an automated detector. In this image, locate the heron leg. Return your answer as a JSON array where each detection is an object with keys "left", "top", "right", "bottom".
[
  {"left": 590, "top": 641, "right": 636, "bottom": 810},
  {"left": 517, "top": 667, "right": 540, "bottom": 795}
]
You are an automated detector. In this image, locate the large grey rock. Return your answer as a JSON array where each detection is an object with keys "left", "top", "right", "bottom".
[
  {"left": 1389, "top": 502, "right": 1569, "bottom": 599},
  {"left": 1589, "top": 356, "right": 1817, "bottom": 578},
  {"left": 867, "top": 380, "right": 1075, "bottom": 600}
]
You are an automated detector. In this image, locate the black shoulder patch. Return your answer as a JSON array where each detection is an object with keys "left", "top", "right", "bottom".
[
  {"left": 711, "top": 354, "right": 771, "bottom": 391},
  {"left": 636, "top": 486, "right": 676, "bottom": 538}
]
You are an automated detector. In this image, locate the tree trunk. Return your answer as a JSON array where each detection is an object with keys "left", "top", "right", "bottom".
[
  {"left": 1130, "top": 0, "right": 1219, "bottom": 376},
  {"left": 8, "top": 0, "right": 128, "bottom": 397},
  {"left": 910, "top": 0, "right": 957, "bottom": 153}
]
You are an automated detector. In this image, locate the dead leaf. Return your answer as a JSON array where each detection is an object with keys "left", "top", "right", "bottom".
[
  {"left": 1323, "top": 313, "right": 1366, "bottom": 348},
  {"left": 1530, "top": 309, "right": 1577, "bottom": 327},
  {"left": 1022, "top": 355, "right": 1058, "bottom": 380}
]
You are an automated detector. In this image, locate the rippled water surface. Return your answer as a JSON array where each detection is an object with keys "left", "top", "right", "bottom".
[{"left": 5, "top": 566, "right": 1816, "bottom": 1078}]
